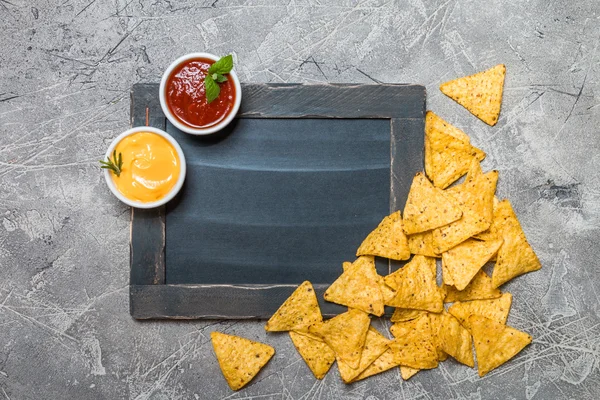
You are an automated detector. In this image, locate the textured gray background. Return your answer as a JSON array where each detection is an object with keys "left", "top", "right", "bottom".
[{"left": 1, "top": 0, "right": 599, "bottom": 399}]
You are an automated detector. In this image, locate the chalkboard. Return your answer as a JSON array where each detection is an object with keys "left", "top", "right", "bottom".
[{"left": 129, "top": 83, "right": 425, "bottom": 319}]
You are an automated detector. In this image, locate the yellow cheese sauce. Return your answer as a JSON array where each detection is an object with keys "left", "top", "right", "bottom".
[{"left": 111, "top": 131, "right": 180, "bottom": 203}]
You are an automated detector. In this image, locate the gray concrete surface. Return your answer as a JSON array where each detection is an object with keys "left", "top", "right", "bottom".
[{"left": 1, "top": 0, "right": 600, "bottom": 399}]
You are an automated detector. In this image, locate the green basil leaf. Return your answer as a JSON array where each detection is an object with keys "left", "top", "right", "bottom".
[
  {"left": 208, "top": 54, "right": 234, "bottom": 75},
  {"left": 205, "top": 75, "right": 220, "bottom": 103},
  {"left": 215, "top": 73, "right": 228, "bottom": 83}
]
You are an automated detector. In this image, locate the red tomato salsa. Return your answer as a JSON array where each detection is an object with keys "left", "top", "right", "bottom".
[{"left": 165, "top": 58, "right": 236, "bottom": 129}]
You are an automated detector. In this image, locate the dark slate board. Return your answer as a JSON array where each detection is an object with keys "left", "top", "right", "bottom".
[{"left": 129, "top": 83, "right": 425, "bottom": 319}]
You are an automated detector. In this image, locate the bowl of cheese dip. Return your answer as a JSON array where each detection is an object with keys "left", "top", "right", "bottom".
[{"left": 103, "top": 126, "right": 186, "bottom": 208}]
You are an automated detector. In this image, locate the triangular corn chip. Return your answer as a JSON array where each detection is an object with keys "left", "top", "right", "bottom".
[
  {"left": 448, "top": 292, "right": 512, "bottom": 331},
  {"left": 441, "top": 256, "right": 455, "bottom": 286},
  {"left": 470, "top": 315, "right": 532, "bottom": 376},
  {"left": 384, "top": 255, "right": 444, "bottom": 312},
  {"left": 440, "top": 64, "right": 506, "bottom": 126},
  {"left": 388, "top": 314, "right": 439, "bottom": 369},
  {"left": 308, "top": 309, "right": 370, "bottom": 369},
  {"left": 211, "top": 332, "right": 275, "bottom": 391},
  {"left": 324, "top": 256, "right": 384, "bottom": 316},
  {"left": 378, "top": 276, "right": 398, "bottom": 305},
  {"left": 289, "top": 331, "right": 335, "bottom": 380},
  {"left": 351, "top": 348, "right": 400, "bottom": 382},
  {"left": 337, "top": 327, "right": 391, "bottom": 383},
  {"left": 427, "top": 312, "right": 449, "bottom": 362},
  {"left": 473, "top": 197, "right": 501, "bottom": 241},
  {"left": 492, "top": 200, "right": 542, "bottom": 288},
  {"left": 424, "top": 111, "right": 487, "bottom": 188},
  {"left": 400, "top": 366, "right": 420, "bottom": 380},
  {"left": 438, "top": 312, "right": 474, "bottom": 367},
  {"left": 407, "top": 230, "right": 439, "bottom": 258},
  {"left": 265, "top": 281, "right": 322, "bottom": 331},
  {"left": 444, "top": 270, "right": 502, "bottom": 303},
  {"left": 433, "top": 168, "right": 498, "bottom": 254},
  {"left": 391, "top": 308, "right": 427, "bottom": 323},
  {"left": 357, "top": 211, "right": 411, "bottom": 260},
  {"left": 403, "top": 173, "right": 463, "bottom": 234},
  {"left": 442, "top": 238, "right": 503, "bottom": 290}
]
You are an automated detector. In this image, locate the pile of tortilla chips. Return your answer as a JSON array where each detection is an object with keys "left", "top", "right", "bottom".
[{"left": 212, "top": 64, "right": 541, "bottom": 390}]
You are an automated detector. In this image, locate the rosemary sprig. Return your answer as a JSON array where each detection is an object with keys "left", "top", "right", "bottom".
[{"left": 99, "top": 150, "right": 123, "bottom": 177}]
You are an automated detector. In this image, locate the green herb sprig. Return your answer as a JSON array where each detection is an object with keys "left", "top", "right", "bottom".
[
  {"left": 205, "top": 54, "right": 234, "bottom": 104},
  {"left": 99, "top": 150, "right": 123, "bottom": 177}
]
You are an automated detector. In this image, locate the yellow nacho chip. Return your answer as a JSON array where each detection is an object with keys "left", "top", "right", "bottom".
[
  {"left": 351, "top": 348, "right": 400, "bottom": 382},
  {"left": 388, "top": 314, "right": 439, "bottom": 369},
  {"left": 324, "top": 256, "right": 384, "bottom": 316},
  {"left": 400, "top": 366, "right": 420, "bottom": 380},
  {"left": 349, "top": 261, "right": 397, "bottom": 305},
  {"left": 289, "top": 331, "right": 335, "bottom": 380},
  {"left": 308, "top": 309, "right": 370, "bottom": 370},
  {"left": 211, "top": 332, "right": 275, "bottom": 391},
  {"left": 492, "top": 200, "right": 542, "bottom": 288},
  {"left": 440, "top": 64, "right": 506, "bottom": 126},
  {"left": 265, "top": 281, "right": 322, "bottom": 331},
  {"left": 391, "top": 308, "right": 427, "bottom": 323},
  {"left": 470, "top": 315, "right": 532, "bottom": 376},
  {"left": 433, "top": 167, "right": 498, "bottom": 254},
  {"left": 402, "top": 173, "right": 463, "bottom": 234},
  {"left": 438, "top": 312, "right": 474, "bottom": 367},
  {"left": 407, "top": 230, "right": 440, "bottom": 258},
  {"left": 337, "top": 327, "right": 391, "bottom": 383},
  {"left": 384, "top": 255, "right": 444, "bottom": 313},
  {"left": 473, "top": 197, "right": 501, "bottom": 241},
  {"left": 357, "top": 211, "right": 411, "bottom": 260},
  {"left": 448, "top": 292, "right": 512, "bottom": 331},
  {"left": 424, "top": 111, "right": 487, "bottom": 189},
  {"left": 427, "top": 312, "right": 449, "bottom": 362},
  {"left": 444, "top": 270, "right": 502, "bottom": 303},
  {"left": 441, "top": 238, "right": 503, "bottom": 290},
  {"left": 441, "top": 256, "right": 455, "bottom": 286}
]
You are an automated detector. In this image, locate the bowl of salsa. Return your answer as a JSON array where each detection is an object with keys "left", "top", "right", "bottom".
[{"left": 159, "top": 53, "right": 242, "bottom": 135}]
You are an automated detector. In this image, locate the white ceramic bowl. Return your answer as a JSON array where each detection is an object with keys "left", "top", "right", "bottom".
[
  {"left": 103, "top": 126, "right": 186, "bottom": 209},
  {"left": 159, "top": 52, "right": 242, "bottom": 135}
]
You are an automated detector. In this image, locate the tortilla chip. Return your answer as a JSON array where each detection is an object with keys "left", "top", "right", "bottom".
[
  {"left": 473, "top": 197, "right": 501, "bottom": 241},
  {"left": 391, "top": 308, "right": 427, "bottom": 323},
  {"left": 378, "top": 276, "right": 398, "bottom": 305},
  {"left": 441, "top": 238, "right": 503, "bottom": 290},
  {"left": 351, "top": 348, "right": 400, "bottom": 382},
  {"left": 440, "top": 64, "right": 506, "bottom": 126},
  {"left": 407, "top": 230, "right": 440, "bottom": 258},
  {"left": 211, "top": 332, "right": 275, "bottom": 391},
  {"left": 357, "top": 211, "right": 411, "bottom": 260},
  {"left": 403, "top": 173, "right": 463, "bottom": 234},
  {"left": 433, "top": 167, "right": 498, "bottom": 254},
  {"left": 342, "top": 261, "right": 352, "bottom": 272},
  {"left": 438, "top": 312, "right": 474, "bottom": 367},
  {"left": 324, "top": 256, "right": 384, "bottom": 316},
  {"left": 308, "top": 309, "right": 370, "bottom": 369},
  {"left": 441, "top": 256, "right": 455, "bottom": 286},
  {"left": 265, "top": 281, "right": 322, "bottom": 331},
  {"left": 337, "top": 327, "right": 391, "bottom": 383},
  {"left": 492, "top": 200, "right": 542, "bottom": 288},
  {"left": 448, "top": 292, "right": 512, "bottom": 331},
  {"left": 424, "top": 111, "right": 487, "bottom": 188},
  {"left": 470, "top": 315, "right": 532, "bottom": 376},
  {"left": 384, "top": 255, "right": 444, "bottom": 313},
  {"left": 427, "top": 312, "right": 449, "bottom": 362},
  {"left": 289, "top": 331, "right": 335, "bottom": 380},
  {"left": 400, "top": 366, "right": 420, "bottom": 380},
  {"left": 388, "top": 314, "right": 439, "bottom": 369},
  {"left": 444, "top": 270, "right": 502, "bottom": 303}
]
